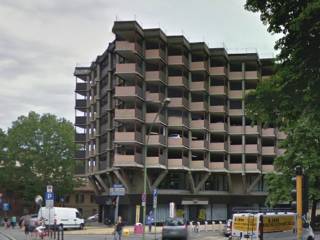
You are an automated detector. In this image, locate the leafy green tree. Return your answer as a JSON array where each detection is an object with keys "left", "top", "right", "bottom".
[
  {"left": 244, "top": 0, "right": 320, "bottom": 224},
  {"left": 4, "top": 111, "right": 77, "bottom": 206}
]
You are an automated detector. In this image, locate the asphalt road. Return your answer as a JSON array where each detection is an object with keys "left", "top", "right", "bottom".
[{"left": 0, "top": 227, "right": 228, "bottom": 240}]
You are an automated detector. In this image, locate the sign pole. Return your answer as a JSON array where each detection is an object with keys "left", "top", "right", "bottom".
[
  {"left": 297, "top": 174, "right": 303, "bottom": 240},
  {"left": 114, "top": 196, "right": 119, "bottom": 224}
]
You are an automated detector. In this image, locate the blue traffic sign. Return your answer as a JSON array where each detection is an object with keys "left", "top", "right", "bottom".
[
  {"left": 153, "top": 189, "right": 158, "bottom": 198},
  {"left": 45, "top": 192, "right": 54, "bottom": 201},
  {"left": 113, "top": 184, "right": 123, "bottom": 188},
  {"left": 3, "top": 203, "right": 9, "bottom": 211}
]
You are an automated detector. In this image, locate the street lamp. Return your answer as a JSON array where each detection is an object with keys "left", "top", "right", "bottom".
[{"left": 142, "top": 97, "right": 170, "bottom": 239}]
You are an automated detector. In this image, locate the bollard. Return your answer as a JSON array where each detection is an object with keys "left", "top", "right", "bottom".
[
  {"left": 204, "top": 221, "right": 208, "bottom": 232},
  {"left": 197, "top": 222, "right": 200, "bottom": 232},
  {"left": 61, "top": 224, "right": 64, "bottom": 240}
]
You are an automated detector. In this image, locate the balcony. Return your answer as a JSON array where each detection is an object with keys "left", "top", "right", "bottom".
[
  {"left": 113, "top": 154, "right": 143, "bottom": 167},
  {"left": 190, "top": 61, "right": 208, "bottom": 72},
  {"left": 209, "top": 142, "right": 226, "bottom": 152},
  {"left": 229, "top": 72, "right": 243, "bottom": 80},
  {"left": 209, "top": 86, "right": 226, "bottom": 96},
  {"left": 115, "top": 63, "right": 143, "bottom": 79},
  {"left": 277, "top": 148, "right": 286, "bottom": 156},
  {"left": 209, "top": 162, "right": 226, "bottom": 171},
  {"left": 190, "top": 81, "right": 208, "bottom": 92},
  {"left": 168, "top": 137, "right": 189, "bottom": 148},
  {"left": 245, "top": 126, "right": 258, "bottom": 135},
  {"left": 115, "top": 86, "right": 143, "bottom": 99},
  {"left": 75, "top": 82, "right": 87, "bottom": 95},
  {"left": 245, "top": 71, "right": 258, "bottom": 80},
  {"left": 262, "top": 165, "right": 274, "bottom": 173},
  {"left": 262, "top": 146, "right": 276, "bottom": 156},
  {"left": 75, "top": 99, "right": 87, "bottom": 110},
  {"left": 168, "top": 116, "right": 189, "bottom": 128},
  {"left": 190, "top": 101, "right": 208, "bottom": 112},
  {"left": 210, "top": 122, "right": 227, "bottom": 132},
  {"left": 246, "top": 144, "right": 258, "bottom": 154},
  {"left": 190, "top": 160, "right": 209, "bottom": 170},
  {"left": 74, "top": 150, "right": 85, "bottom": 159},
  {"left": 229, "top": 145, "right": 243, "bottom": 154},
  {"left": 229, "top": 90, "right": 243, "bottom": 99},
  {"left": 209, "top": 66, "right": 227, "bottom": 76},
  {"left": 75, "top": 116, "right": 87, "bottom": 127},
  {"left": 114, "top": 132, "right": 142, "bottom": 144},
  {"left": 168, "top": 55, "right": 189, "bottom": 68},
  {"left": 145, "top": 113, "right": 167, "bottom": 125},
  {"left": 168, "top": 97, "right": 189, "bottom": 109},
  {"left": 209, "top": 105, "right": 226, "bottom": 114},
  {"left": 229, "top": 163, "right": 243, "bottom": 172},
  {"left": 262, "top": 128, "right": 275, "bottom": 137},
  {"left": 145, "top": 49, "right": 166, "bottom": 62},
  {"left": 115, "top": 41, "right": 142, "bottom": 56},
  {"left": 75, "top": 162, "right": 86, "bottom": 175},
  {"left": 229, "top": 126, "right": 243, "bottom": 135},
  {"left": 191, "top": 140, "right": 209, "bottom": 150},
  {"left": 89, "top": 149, "right": 96, "bottom": 157},
  {"left": 168, "top": 157, "right": 189, "bottom": 169},
  {"left": 114, "top": 109, "right": 143, "bottom": 122},
  {"left": 191, "top": 119, "right": 209, "bottom": 130},
  {"left": 146, "top": 155, "right": 166, "bottom": 168},
  {"left": 168, "top": 76, "right": 189, "bottom": 88},
  {"left": 245, "top": 163, "right": 259, "bottom": 172},
  {"left": 75, "top": 133, "right": 86, "bottom": 143},
  {"left": 277, "top": 131, "right": 287, "bottom": 140},
  {"left": 145, "top": 71, "right": 166, "bottom": 83},
  {"left": 146, "top": 92, "right": 164, "bottom": 103},
  {"left": 229, "top": 109, "right": 243, "bottom": 116},
  {"left": 147, "top": 134, "right": 165, "bottom": 146}
]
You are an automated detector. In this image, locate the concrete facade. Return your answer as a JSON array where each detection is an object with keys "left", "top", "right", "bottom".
[{"left": 74, "top": 21, "right": 284, "bottom": 224}]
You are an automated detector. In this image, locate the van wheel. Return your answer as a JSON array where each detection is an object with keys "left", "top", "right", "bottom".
[
  {"left": 79, "top": 223, "right": 84, "bottom": 230},
  {"left": 307, "top": 237, "right": 314, "bottom": 240}
]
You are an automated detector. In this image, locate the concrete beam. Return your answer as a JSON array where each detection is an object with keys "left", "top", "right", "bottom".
[
  {"left": 114, "top": 170, "right": 130, "bottom": 192},
  {"left": 242, "top": 173, "right": 247, "bottom": 194},
  {"left": 195, "top": 172, "right": 211, "bottom": 193},
  {"left": 95, "top": 175, "right": 108, "bottom": 192},
  {"left": 152, "top": 170, "right": 168, "bottom": 189},
  {"left": 247, "top": 174, "right": 262, "bottom": 193},
  {"left": 187, "top": 171, "right": 196, "bottom": 193}
]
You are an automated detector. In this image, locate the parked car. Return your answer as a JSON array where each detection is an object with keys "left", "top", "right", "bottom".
[
  {"left": 162, "top": 217, "right": 188, "bottom": 240},
  {"left": 87, "top": 214, "right": 98, "bottom": 222},
  {"left": 223, "top": 219, "right": 232, "bottom": 237}
]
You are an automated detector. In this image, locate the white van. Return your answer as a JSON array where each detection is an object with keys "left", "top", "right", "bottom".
[
  {"left": 38, "top": 207, "right": 85, "bottom": 229},
  {"left": 231, "top": 212, "right": 314, "bottom": 240}
]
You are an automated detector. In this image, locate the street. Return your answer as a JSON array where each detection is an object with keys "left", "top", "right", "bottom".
[{"left": 0, "top": 227, "right": 228, "bottom": 240}]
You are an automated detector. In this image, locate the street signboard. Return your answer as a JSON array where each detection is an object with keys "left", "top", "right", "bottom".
[
  {"left": 153, "top": 189, "right": 158, "bottom": 209},
  {"left": 3, "top": 203, "right": 9, "bottom": 211},
  {"left": 45, "top": 192, "right": 54, "bottom": 201},
  {"left": 109, "top": 187, "right": 125, "bottom": 196},
  {"left": 45, "top": 191, "right": 54, "bottom": 208},
  {"left": 113, "top": 184, "right": 123, "bottom": 188},
  {"left": 141, "top": 193, "right": 146, "bottom": 207}
]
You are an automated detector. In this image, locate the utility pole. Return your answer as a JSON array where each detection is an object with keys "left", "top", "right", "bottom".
[{"left": 292, "top": 165, "right": 303, "bottom": 240}]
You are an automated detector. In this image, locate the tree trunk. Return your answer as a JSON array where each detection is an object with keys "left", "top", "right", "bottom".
[{"left": 310, "top": 199, "right": 317, "bottom": 228}]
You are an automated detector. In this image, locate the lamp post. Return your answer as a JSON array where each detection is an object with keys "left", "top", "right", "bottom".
[{"left": 142, "top": 97, "right": 170, "bottom": 239}]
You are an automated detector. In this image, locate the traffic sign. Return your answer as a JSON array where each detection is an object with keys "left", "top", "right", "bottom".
[
  {"left": 109, "top": 187, "right": 125, "bottom": 196},
  {"left": 3, "top": 203, "right": 9, "bottom": 211},
  {"left": 45, "top": 191, "right": 54, "bottom": 208},
  {"left": 113, "top": 184, "right": 123, "bottom": 188},
  {"left": 45, "top": 192, "right": 54, "bottom": 200},
  {"left": 46, "top": 185, "right": 53, "bottom": 193},
  {"left": 142, "top": 193, "right": 146, "bottom": 207}
]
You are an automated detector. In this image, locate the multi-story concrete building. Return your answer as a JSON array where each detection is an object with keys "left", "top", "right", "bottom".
[{"left": 74, "top": 21, "right": 285, "bottom": 224}]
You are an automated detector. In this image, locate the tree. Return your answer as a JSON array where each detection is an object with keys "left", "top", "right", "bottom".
[
  {"left": 3, "top": 111, "right": 77, "bottom": 206},
  {"left": 244, "top": 0, "right": 320, "bottom": 224}
]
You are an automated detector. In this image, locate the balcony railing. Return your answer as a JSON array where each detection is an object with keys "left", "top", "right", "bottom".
[
  {"left": 190, "top": 61, "right": 208, "bottom": 71},
  {"left": 191, "top": 140, "right": 209, "bottom": 150},
  {"left": 229, "top": 109, "right": 243, "bottom": 116},
  {"left": 245, "top": 144, "right": 258, "bottom": 154},
  {"left": 209, "top": 105, "right": 226, "bottom": 114},
  {"left": 168, "top": 97, "right": 189, "bottom": 109},
  {"left": 209, "top": 122, "right": 226, "bottom": 132},
  {"left": 229, "top": 145, "right": 243, "bottom": 154},
  {"left": 168, "top": 137, "right": 189, "bottom": 148},
  {"left": 229, "top": 90, "right": 243, "bottom": 99},
  {"left": 115, "top": 63, "right": 143, "bottom": 77},
  {"left": 190, "top": 101, "right": 208, "bottom": 112},
  {"left": 168, "top": 116, "right": 189, "bottom": 127},
  {"left": 229, "top": 126, "right": 243, "bottom": 135},
  {"left": 114, "top": 132, "right": 142, "bottom": 143},
  {"left": 145, "top": 113, "right": 166, "bottom": 124},
  {"left": 75, "top": 82, "right": 87, "bottom": 92},
  {"left": 209, "top": 162, "right": 225, "bottom": 171},
  {"left": 115, "top": 86, "right": 143, "bottom": 99},
  {"left": 147, "top": 134, "right": 165, "bottom": 146},
  {"left": 114, "top": 109, "right": 143, "bottom": 121},
  {"left": 277, "top": 131, "right": 287, "bottom": 140},
  {"left": 75, "top": 133, "right": 86, "bottom": 142},
  {"left": 245, "top": 71, "right": 258, "bottom": 80},
  {"left": 113, "top": 153, "right": 143, "bottom": 167},
  {"left": 168, "top": 157, "right": 189, "bottom": 169},
  {"left": 209, "top": 66, "right": 227, "bottom": 76},
  {"left": 145, "top": 49, "right": 166, "bottom": 61},
  {"left": 168, "top": 55, "right": 189, "bottom": 68},
  {"left": 229, "top": 163, "right": 243, "bottom": 171},
  {"left": 115, "top": 41, "right": 142, "bottom": 55},
  {"left": 209, "top": 142, "right": 226, "bottom": 152},
  {"left": 146, "top": 155, "right": 166, "bottom": 167},
  {"left": 209, "top": 86, "right": 226, "bottom": 95},
  {"left": 75, "top": 116, "right": 87, "bottom": 127},
  {"left": 168, "top": 76, "right": 189, "bottom": 88},
  {"left": 146, "top": 92, "right": 164, "bottom": 103},
  {"left": 145, "top": 71, "right": 166, "bottom": 83},
  {"left": 190, "top": 160, "right": 209, "bottom": 169},
  {"left": 190, "top": 81, "right": 208, "bottom": 92},
  {"left": 74, "top": 150, "right": 85, "bottom": 159},
  {"left": 245, "top": 126, "right": 258, "bottom": 135},
  {"left": 75, "top": 99, "right": 87, "bottom": 109},
  {"left": 262, "top": 165, "right": 274, "bottom": 173},
  {"left": 191, "top": 119, "right": 209, "bottom": 129},
  {"left": 245, "top": 163, "right": 259, "bottom": 172},
  {"left": 262, "top": 128, "right": 275, "bottom": 137},
  {"left": 262, "top": 146, "right": 276, "bottom": 156}
]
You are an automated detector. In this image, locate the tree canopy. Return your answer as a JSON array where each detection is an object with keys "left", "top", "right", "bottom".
[
  {"left": 244, "top": 0, "right": 320, "bottom": 210},
  {"left": 0, "top": 111, "right": 77, "bottom": 206}
]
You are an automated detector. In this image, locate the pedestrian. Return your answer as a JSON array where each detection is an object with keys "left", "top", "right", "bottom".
[
  {"left": 147, "top": 211, "right": 154, "bottom": 232},
  {"left": 23, "top": 215, "right": 31, "bottom": 239},
  {"left": 11, "top": 216, "right": 16, "bottom": 229},
  {"left": 113, "top": 216, "right": 124, "bottom": 240},
  {"left": 4, "top": 217, "right": 10, "bottom": 228}
]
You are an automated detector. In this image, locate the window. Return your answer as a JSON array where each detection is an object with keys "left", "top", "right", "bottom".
[
  {"left": 90, "top": 194, "right": 95, "bottom": 203},
  {"left": 75, "top": 193, "right": 85, "bottom": 203}
]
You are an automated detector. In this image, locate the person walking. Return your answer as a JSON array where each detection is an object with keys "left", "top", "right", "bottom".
[
  {"left": 11, "top": 216, "right": 16, "bottom": 229},
  {"left": 147, "top": 211, "right": 154, "bottom": 233},
  {"left": 113, "top": 216, "right": 124, "bottom": 240}
]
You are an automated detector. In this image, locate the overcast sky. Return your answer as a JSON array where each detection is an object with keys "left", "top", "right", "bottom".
[{"left": 0, "top": 0, "right": 279, "bottom": 130}]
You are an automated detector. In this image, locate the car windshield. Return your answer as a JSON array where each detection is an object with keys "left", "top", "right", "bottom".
[{"left": 165, "top": 218, "right": 185, "bottom": 226}]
